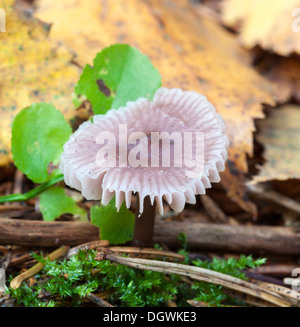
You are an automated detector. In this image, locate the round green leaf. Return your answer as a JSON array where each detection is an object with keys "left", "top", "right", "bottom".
[
  {"left": 74, "top": 44, "right": 161, "bottom": 114},
  {"left": 12, "top": 103, "right": 72, "bottom": 183}
]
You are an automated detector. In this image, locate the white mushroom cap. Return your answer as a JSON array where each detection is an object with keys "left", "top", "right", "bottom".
[{"left": 60, "top": 88, "right": 229, "bottom": 214}]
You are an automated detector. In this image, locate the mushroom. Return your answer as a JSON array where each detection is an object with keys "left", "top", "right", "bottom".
[{"left": 60, "top": 87, "right": 228, "bottom": 246}]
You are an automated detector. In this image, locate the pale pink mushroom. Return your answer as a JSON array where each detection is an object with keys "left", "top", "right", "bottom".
[{"left": 60, "top": 87, "right": 228, "bottom": 216}]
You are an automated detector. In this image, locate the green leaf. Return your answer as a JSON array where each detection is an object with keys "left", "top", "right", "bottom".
[
  {"left": 11, "top": 103, "right": 72, "bottom": 183},
  {"left": 74, "top": 44, "right": 161, "bottom": 114},
  {"left": 39, "top": 186, "right": 87, "bottom": 222},
  {"left": 91, "top": 199, "right": 135, "bottom": 245}
]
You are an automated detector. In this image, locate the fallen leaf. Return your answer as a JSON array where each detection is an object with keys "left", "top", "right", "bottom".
[
  {"left": 0, "top": 0, "right": 80, "bottom": 166},
  {"left": 34, "top": 0, "right": 285, "bottom": 214},
  {"left": 222, "top": 0, "right": 300, "bottom": 56},
  {"left": 260, "top": 55, "right": 300, "bottom": 103},
  {"left": 39, "top": 186, "right": 87, "bottom": 222},
  {"left": 11, "top": 103, "right": 72, "bottom": 183},
  {"left": 91, "top": 200, "right": 135, "bottom": 244},
  {"left": 251, "top": 105, "right": 300, "bottom": 183}
]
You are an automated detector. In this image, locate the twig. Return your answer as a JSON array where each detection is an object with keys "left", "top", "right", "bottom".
[
  {"left": 67, "top": 244, "right": 185, "bottom": 262},
  {"left": 200, "top": 195, "right": 228, "bottom": 224},
  {"left": 96, "top": 250, "right": 294, "bottom": 307},
  {"left": 0, "top": 207, "right": 37, "bottom": 219},
  {"left": 153, "top": 220, "right": 300, "bottom": 255},
  {"left": 9, "top": 249, "right": 41, "bottom": 268},
  {"left": 0, "top": 246, "right": 12, "bottom": 293},
  {"left": 0, "top": 218, "right": 99, "bottom": 247},
  {"left": 187, "top": 299, "right": 214, "bottom": 307},
  {"left": 85, "top": 293, "right": 114, "bottom": 307},
  {"left": 222, "top": 289, "right": 274, "bottom": 307},
  {"left": 0, "top": 182, "right": 12, "bottom": 195},
  {"left": 66, "top": 240, "right": 110, "bottom": 258},
  {"left": 108, "top": 246, "right": 185, "bottom": 262},
  {"left": 0, "top": 246, "right": 12, "bottom": 270},
  {"left": 0, "top": 205, "right": 27, "bottom": 212},
  {"left": 245, "top": 271, "right": 285, "bottom": 286},
  {"left": 8, "top": 170, "right": 24, "bottom": 206},
  {"left": 12, "top": 170, "right": 23, "bottom": 196},
  {"left": 251, "top": 280, "right": 300, "bottom": 304},
  {"left": 167, "top": 299, "right": 177, "bottom": 307},
  {"left": 283, "top": 277, "right": 300, "bottom": 292},
  {"left": 247, "top": 183, "right": 300, "bottom": 216},
  {"left": 10, "top": 245, "right": 69, "bottom": 289},
  {"left": 249, "top": 264, "right": 298, "bottom": 277}
]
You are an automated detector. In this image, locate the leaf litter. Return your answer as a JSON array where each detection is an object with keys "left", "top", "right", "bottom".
[{"left": 0, "top": 0, "right": 300, "bottom": 308}]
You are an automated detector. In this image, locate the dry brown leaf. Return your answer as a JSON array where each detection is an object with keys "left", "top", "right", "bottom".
[
  {"left": 251, "top": 105, "right": 300, "bottom": 183},
  {"left": 0, "top": 0, "right": 81, "bottom": 166},
  {"left": 222, "top": 0, "right": 300, "bottom": 56}
]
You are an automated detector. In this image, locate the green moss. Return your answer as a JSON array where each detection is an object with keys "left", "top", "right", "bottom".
[{"left": 6, "top": 247, "right": 266, "bottom": 307}]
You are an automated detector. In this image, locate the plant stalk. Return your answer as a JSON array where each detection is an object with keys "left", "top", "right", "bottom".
[
  {"left": 10, "top": 245, "right": 69, "bottom": 289},
  {"left": 0, "top": 173, "right": 64, "bottom": 204}
]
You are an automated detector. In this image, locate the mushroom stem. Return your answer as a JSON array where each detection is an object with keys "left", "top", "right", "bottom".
[{"left": 132, "top": 196, "right": 156, "bottom": 247}]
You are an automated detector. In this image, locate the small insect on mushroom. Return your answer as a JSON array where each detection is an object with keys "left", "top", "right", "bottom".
[{"left": 60, "top": 88, "right": 228, "bottom": 246}]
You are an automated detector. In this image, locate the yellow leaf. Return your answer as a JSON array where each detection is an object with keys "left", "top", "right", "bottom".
[
  {"left": 0, "top": 0, "right": 80, "bottom": 166},
  {"left": 222, "top": 0, "right": 300, "bottom": 56}
]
